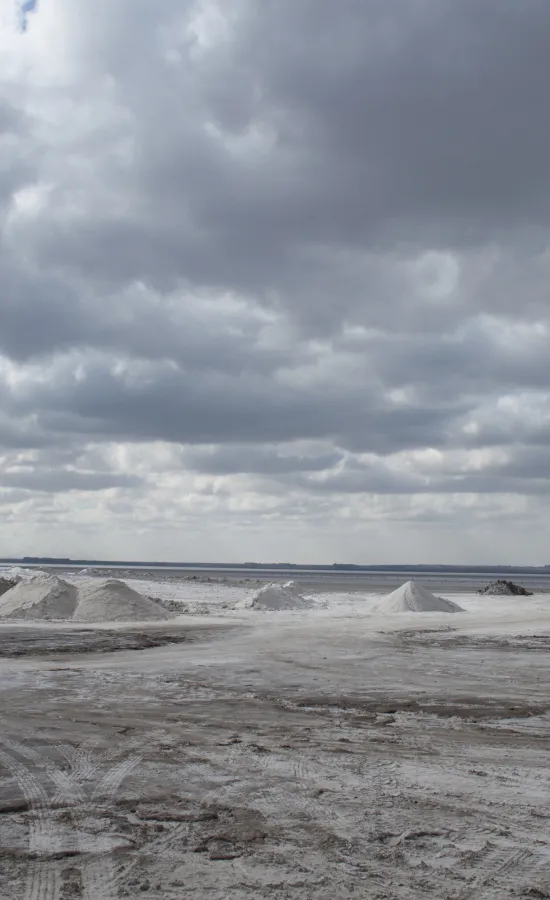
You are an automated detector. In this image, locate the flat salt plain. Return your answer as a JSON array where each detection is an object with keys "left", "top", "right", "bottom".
[{"left": 1, "top": 569, "right": 550, "bottom": 899}]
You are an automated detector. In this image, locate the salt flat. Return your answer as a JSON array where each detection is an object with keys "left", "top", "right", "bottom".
[{"left": 1, "top": 575, "right": 550, "bottom": 899}]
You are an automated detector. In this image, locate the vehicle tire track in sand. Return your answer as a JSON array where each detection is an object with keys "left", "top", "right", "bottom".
[
  {"left": 56, "top": 735, "right": 144, "bottom": 785},
  {"left": 81, "top": 752, "right": 142, "bottom": 900},
  {"left": 108, "top": 821, "right": 192, "bottom": 891},
  {"left": 209, "top": 739, "right": 391, "bottom": 844},
  {"left": 1, "top": 739, "right": 85, "bottom": 810},
  {"left": 0, "top": 747, "right": 50, "bottom": 843},
  {"left": 55, "top": 743, "right": 97, "bottom": 782},
  {"left": 23, "top": 860, "right": 60, "bottom": 900},
  {"left": 456, "top": 847, "right": 535, "bottom": 899},
  {"left": 1, "top": 738, "right": 143, "bottom": 900},
  {"left": 92, "top": 754, "right": 142, "bottom": 803},
  {"left": 80, "top": 857, "right": 118, "bottom": 900},
  {"left": 0, "top": 745, "right": 60, "bottom": 900}
]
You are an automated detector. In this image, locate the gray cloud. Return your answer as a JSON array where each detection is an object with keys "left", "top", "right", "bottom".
[
  {"left": 182, "top": 445, "right": 344, "bottom": 476},
  {"left": 288, "top": 464, "right": 550, "bottom": 497},
  {"left": 0, "top": 468, "right": 142, "bottom": 493},
  {"left": 3, "top": 351, "right": 469, "bottom": 453},
  {"left": 8, "top": 1, "right": 550, "bottom": 305},
  {"left": 1, "top": 0, "right": 550, "bottom": 561}
]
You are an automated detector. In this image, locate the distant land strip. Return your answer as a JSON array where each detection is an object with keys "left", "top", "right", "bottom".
[{"left": 1, "top": 558, "right": 550, "bottom": 574}]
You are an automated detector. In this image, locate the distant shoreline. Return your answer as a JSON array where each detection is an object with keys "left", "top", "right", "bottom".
[{"left": 1, "top": 558, "right": 549, "bottom": 575}]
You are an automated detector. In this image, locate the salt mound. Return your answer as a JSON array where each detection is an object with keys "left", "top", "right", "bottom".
[
  {"left": 0, "top": 573, "right": 77, "bottom": 620},
  {"left": 0, "top": 577, "right": 17, "bottom": 597},
  {"left": 478, "top": 579, "right": 533, "bottom": 596},
  {"left": 73, "top": 579, "right": 172, "bottom": 622},
  {"left": 375, "top": 580, "right": 463, "bottom": 614},
  {"left": 237, "top": 580, "right": 314, "bottom": 611},
  {"left": 0, "top": 565, "right": 39, "bottom": 581}
]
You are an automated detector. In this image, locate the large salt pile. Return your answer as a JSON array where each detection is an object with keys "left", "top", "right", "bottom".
[
  {"left": 0, "top": 573, "right": 78, "bottom": 620},
  {"left": 73, "top": 579, "right": 172, "bottom": 622},
  {"left": 375, "top": 580, "right": 464, "bottom": 614},
  {"left": 237, "top": 580, "right": 314, "bottom": 611}
]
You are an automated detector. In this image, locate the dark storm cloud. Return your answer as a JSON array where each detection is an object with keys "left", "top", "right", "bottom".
[
  {"left": 0, "top": 258, "right": 84, "bottom": 361},
  {"left": 11, "top": 0, "right": 550, "bottom": 303},
  {"left": 363, "top": 322, "right": 550, "bottom": 400},
  {"left": 0, "top": 412, "right": 69, "bottom": 451},
  {"left": 3, "top": 354, "right": 468, "bottom": 453},
  {"left": 0, "top": 257, "right": 286, "bottom": 372},
  {"left": 237, "top": 0, "right": 550, "bottom": 241}
]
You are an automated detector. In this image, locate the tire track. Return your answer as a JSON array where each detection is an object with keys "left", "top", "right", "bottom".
[
  {"left": 92, "top": 754, "right": 142, "bottom": 803},
  {"left": 109, "top": 822, "right": 190, "bottom": 891},
  {"left": 23, "top": 860, "right": 60, "bottom": 900},
  {"left": 204, "top": 739, "right": 383, "bottom": 842},
  {"left": 81, "top": 857, "right": 118, "bottom": 900},
  {"left": 1, "top": 737, "right": 144, "bottom": 900},
  {"left": 0, "top": 745, "right": 60, "bottom": 900},
  {"left": 2, "top": 740, "right": 84, "bottom": 810},
  {"left": 456, "top": 846, "right": 535, "bottom": 899}
]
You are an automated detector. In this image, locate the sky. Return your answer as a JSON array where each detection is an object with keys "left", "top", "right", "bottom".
[{"left": 1, "top": 0, "right": 550, "bottom": 564}]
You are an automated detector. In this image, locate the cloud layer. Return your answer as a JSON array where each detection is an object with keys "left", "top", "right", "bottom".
[{"left": 1, "top": 0, "right": 550, "bottom": 563}]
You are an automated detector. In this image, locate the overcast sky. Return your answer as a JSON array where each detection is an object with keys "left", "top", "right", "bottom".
[{"left": 1, "top": 0, "right": 550, "bottom": 564}]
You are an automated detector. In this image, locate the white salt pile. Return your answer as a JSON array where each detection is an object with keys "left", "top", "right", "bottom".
[
  {"left": 237, "top": 580, "right": 314, "bottom": 611},
  {"left": 0, "top": 573, "right": 78, "bottom": 620},
  {"left": 375, "top": 580, "right": 464, "bottom": 614},
  {"left": 73, "top": 579, "right": 172, "bottom": 623}
]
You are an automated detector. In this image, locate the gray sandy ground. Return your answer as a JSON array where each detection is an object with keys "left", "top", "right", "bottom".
[
  {"left": 1, "top": 616, "right": 550, "bottom": 899},
  {"left": 0, "top": 624, "right": 232, "bottom": 657}
]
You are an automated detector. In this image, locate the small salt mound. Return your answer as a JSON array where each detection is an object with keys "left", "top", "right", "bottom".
[
  {"left": 478, "top": 579, "right": 533, "bottom": 596},
  {"left": 375, "top": 580, "right": 463, "bottom": 614},
  {"left": 0, "top": 573, "right": 77, "bottom": 620},
  {"left": 73, "top": 579, "right": 172, "bottom": 622},
  {"left": 237, "top": 581, "right": 314, "bottom": 611}
]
